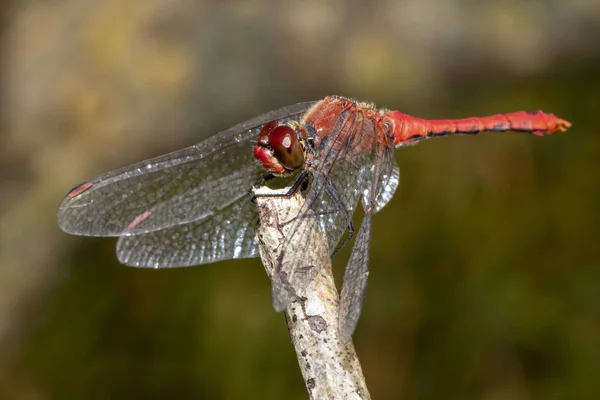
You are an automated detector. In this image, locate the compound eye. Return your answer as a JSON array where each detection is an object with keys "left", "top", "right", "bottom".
[{"left": 269, "top": 125, "right": 304, "bottom": 171}]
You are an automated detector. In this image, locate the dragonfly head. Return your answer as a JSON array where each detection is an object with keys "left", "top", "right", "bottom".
[{"left": 254, "top": 121, "right": 307, "bottom": 176}]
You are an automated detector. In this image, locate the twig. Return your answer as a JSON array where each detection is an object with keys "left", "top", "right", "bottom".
[{"left": 252, "top": 187, "right": 370, "bottom": 400}]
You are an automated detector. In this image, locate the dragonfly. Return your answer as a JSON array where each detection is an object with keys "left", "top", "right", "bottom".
[{"left": 57, "top": 95, "right": 571, "bottom": 339}]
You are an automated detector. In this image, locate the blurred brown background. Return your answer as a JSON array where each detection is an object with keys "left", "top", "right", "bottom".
[{"left": 1, "top": 0, "right": 599, "bottom": 399}]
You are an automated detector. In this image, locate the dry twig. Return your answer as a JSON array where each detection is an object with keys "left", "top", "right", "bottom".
[{"left": 253, "top": 187, "right": 370, "bottom": 400}]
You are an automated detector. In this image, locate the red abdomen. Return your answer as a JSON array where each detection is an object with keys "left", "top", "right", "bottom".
[{"left": 385, "top": 109, "right": 571, "bottom": 147}]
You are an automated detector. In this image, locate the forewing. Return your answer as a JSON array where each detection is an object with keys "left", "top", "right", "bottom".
[
  {"left": 116, "top": 191, "right": 259, "bottom": 268},
  {"left": 57, "top": 102, "right": 316, "bottom": 237}
]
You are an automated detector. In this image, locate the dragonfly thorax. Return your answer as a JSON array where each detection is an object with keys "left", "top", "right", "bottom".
[{"left": 253, "top": 120, "right": 308, "bottom": 176}]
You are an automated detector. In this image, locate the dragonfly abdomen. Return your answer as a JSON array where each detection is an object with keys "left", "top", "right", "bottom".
[{"left": 385, "top": 110, "right": 571, "bottom": 147}]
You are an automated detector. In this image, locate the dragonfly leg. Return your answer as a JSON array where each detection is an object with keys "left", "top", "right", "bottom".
[{"left": 250, "top": 171, "right": 310, "bottom": 202}]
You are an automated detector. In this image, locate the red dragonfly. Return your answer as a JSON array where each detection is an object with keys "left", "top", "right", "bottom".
[{"left": 57, "top": 96, "right": 571, "bottom": 339}]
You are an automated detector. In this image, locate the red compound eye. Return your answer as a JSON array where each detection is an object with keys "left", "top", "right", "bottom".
[{"left": 269, "top": 125, "right": 304, "bottom": 171}]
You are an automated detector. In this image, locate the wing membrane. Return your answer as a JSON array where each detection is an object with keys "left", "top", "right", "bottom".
[
  {"left": 57, "top": 102, "right": 315, "bottom": 236},
  {"left": 270, "top": 108, "right": 379, "bottom": 310},
  {"left": 116, "top": 191, "right": 259, "bottom": 268},
  {"left": 339, "top": 145, "right": 393, "bottom": 339}
]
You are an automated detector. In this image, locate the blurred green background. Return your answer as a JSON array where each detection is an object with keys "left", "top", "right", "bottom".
[{"left": 1, "top": 0, "right": 599, "bottom": 399}]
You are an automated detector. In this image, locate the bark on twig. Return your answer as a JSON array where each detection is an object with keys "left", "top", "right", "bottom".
[{"left": 252, "top": 187, "right": 370, "bottom": 400}]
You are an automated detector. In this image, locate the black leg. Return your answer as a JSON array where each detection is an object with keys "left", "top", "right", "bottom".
[{"left": 250, "top": 171, "right": 310, "bottom": 202}]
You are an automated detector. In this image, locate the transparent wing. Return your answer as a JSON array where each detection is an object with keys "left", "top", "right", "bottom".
[
  {"left": 116, "top": 191, "right": 259, "bottom": 268},
  {"left": 372, "top": 151, "right": 400, "bottom": 213},
  {"left": 57, "top": 102, "right": 316, "bottom": 237},
  {"left": 339, "top": 145, "right": 393, "bottom": 340},
  {"left": 338, "top": 211, "right": 372, "bottom": 339},
  {"left": 270, "top": 109, "right": 379, "bottom": 311}
]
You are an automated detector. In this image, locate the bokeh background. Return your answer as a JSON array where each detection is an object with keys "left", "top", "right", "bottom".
[{"left": 1, "top": 0, "right": 599, "bottom": 399}]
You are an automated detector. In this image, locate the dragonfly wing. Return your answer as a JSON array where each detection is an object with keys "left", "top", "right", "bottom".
[
  {"left": 270, "top": 109, "right": 378, "bottom": 310},
  {"left": 116, "top": 190, "right": 259, "bottom": 268},
  {"left": 269, "top": 173, "right": 364, "bottom": 311},
  {"left": 338, "top": 209, "right": 372, "bottom": 340},
  {"left": 373, "top": 152, "right": 400, "bottom": 213},
  {"left": 57, "top": 102, "right": 316, "bottom": 237},
  {"left": 339, "top": 145, "right": 393, "bottom": 340},
  {"left": 358, "top": 147, "right": 400, "bottom": 213}
]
